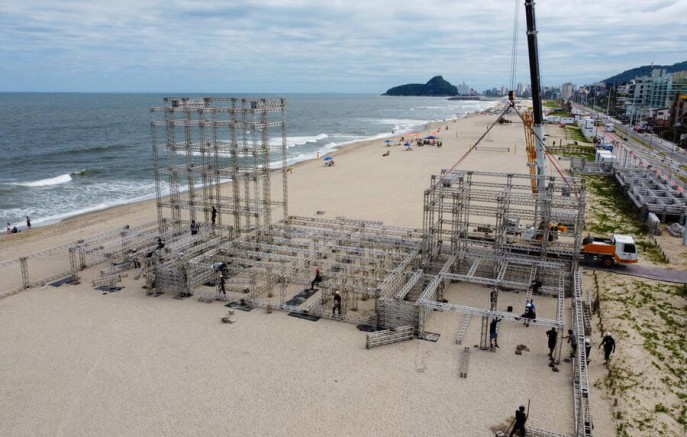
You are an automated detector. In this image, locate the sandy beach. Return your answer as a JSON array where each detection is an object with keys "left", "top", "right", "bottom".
[{"left": 3, "top": 103, "right": 678, "bottom": 436}]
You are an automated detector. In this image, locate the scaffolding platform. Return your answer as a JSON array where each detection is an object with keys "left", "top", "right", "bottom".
[{"left": 366, "top": 326, "right": 414, "bottom": 349}]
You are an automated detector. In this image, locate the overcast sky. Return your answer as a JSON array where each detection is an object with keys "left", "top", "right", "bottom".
[{"left": 1, "top": 0, "right": 685, "bottom": 93}]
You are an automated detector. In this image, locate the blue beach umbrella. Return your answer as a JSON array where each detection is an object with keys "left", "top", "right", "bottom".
[
  {"left": 384, "top": 139, "right": 392, "bottom": 143},
  {"left": 403, "top": 142, "right": 411, "bottom": 147},
  {"left": 425, "top": 135, "right": 437, "bottom": 140},
  {"left": 324, "top": 156, "right": 333, "bottom": 161}
]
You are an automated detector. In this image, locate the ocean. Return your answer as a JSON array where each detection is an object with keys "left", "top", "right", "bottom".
[{"left": 0, "top": 93, "right": 497, "bottom": 228}]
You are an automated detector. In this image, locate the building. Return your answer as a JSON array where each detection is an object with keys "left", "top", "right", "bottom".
[{"left": 561, "top": 82, "right": 574, "bottom": 101}]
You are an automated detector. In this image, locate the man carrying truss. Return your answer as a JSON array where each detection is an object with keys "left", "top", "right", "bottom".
[{"left": 509, "top": 405, "right": 528, "bottom": 437}]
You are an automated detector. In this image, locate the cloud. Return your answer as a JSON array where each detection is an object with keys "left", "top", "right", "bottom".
[{"left": 0, "top": 0, "right": 685, "bottom": 92}]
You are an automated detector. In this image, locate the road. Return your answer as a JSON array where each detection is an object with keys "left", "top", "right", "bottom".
[
  {"left": 613, "top": 125, "right": 687, "bottom": 167},
  {"left": 592, "top": 263, "right": 687, "bottom": 284}
]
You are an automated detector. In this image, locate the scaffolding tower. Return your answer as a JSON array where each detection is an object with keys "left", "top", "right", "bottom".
[{"left": 150, "top": 97, "right": 288, "bottom": 237}]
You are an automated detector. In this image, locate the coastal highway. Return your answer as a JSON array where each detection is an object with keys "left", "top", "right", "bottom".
[{"left": 612, "top": 124, "right": 687, "bottom": 167}]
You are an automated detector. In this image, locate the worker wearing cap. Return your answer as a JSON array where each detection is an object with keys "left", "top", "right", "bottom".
[
  {"left": 599, "top": 332, "right": 616, "bottom": 364},
  {"left": 310, "top": 268, "right": 323, "bottom": 290},
  {"left": 584, "top": 338, "right": 592, "bottom": 364},
  {"left": 509, "top": 405, "right": 527, "bottom": 437}
]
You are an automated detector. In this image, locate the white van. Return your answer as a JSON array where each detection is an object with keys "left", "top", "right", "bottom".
[{"left": 605, "top": 123, "right": 614, "bottom": 132}]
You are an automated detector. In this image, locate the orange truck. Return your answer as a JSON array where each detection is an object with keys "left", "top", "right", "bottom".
[{"left": 581, "top": 234, "right": 638, "bottom": 267}]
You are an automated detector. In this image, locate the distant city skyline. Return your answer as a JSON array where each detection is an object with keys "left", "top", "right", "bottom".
[{"left": 1, "top": 1, "right": 686, "bottom": 93}]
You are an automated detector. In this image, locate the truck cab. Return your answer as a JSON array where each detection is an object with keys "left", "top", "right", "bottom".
[{"left": 582, "top": 234, "right": 638, "bottom": 267}]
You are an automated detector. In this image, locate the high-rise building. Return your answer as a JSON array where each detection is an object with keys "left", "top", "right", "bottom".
[{"left": 561, "top": 82, "right": 574, "bottom": 100}]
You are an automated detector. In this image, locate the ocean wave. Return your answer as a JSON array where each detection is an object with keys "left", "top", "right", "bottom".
[
  {"left": 70, "top": 167, "right": 104, "bottom": 177},
  {"left": 16, "top": 173, "right": 72, "bottom": 187},
  {"left": 1, "top": 179, "right": 159, "bottom": 228},
  {"left": 284, "top": 134, "right": 328, "bottom": 147},
  {"left": 169, "top": 134, "right": 329, "bottom": 150}
]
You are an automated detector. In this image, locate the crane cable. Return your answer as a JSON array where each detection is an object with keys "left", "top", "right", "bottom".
[
  {"left": 433, "top": 0, "right": 576, "bottom": 198},
  {"left": 509, "top": 0, "right": 520, "bottom": 92},
  {"left": 432, "top": 1, "right": 524, "bottom": 191},
  {"left": 510, "top": 105, "right": 579, "bottom": 199},
  {"left": 429, "top": 103, "right": 515, "bottom": 192}
]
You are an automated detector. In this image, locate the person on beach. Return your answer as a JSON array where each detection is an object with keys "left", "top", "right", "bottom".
[
  {"left": 6, "top": 223, "right": 10, "bottom": 233},
  {"left": 157, "top": 237, "right": 165, "bottom": 250},
  {"left": 509, "top": 405, "right": 527, "bottom": 437},
  {"left": 489, "top": 317, "right": 502, "bottom": 349},
  {"left": 26, "top": 216, "right": 31, "bottom": 229},
  {"left": 190, "top": 220, "right": 199, "bottom": 235},
  {"left": 310, "top": 268, "right": 322, "bottom": 290},
  {"left": 563, "top": 329, "right": 578, "bottom": 358},
  {"left": 213, "top": 261, "right": 227, "bottom": 275},
  {"left": 219, "top": 275, "right": 226, "bottom": 296},
  {"left": 546, "top": 327, "right": 558, "bottom": 360},
  {"left": 599, "top": 332, "right": 616, "bottom": 364},
  {"left": 522, "top": 302, "right": 536, "bottom": 327},
  {"left": 584, "top": 338, "right": 592, "bottom": 364},
  {"left": 382, "top": 150, "right": 390, "bottom": 157},
  {"left": 333, "top": 291, "right": 342, "bottom": 315},
  {"left": 211, "top": 207, "right": 217, "bottom": 226},
  {"left": 11, "top": 225, "right": 20, "bottom": 233}
]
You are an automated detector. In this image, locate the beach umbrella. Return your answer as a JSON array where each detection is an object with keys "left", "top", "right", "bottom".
[
  {"left": 384, "top": 139, "right": 392, "bottom": 143},
  {"left": 324, "top": 156, "right": 333, "bottom": 161},
  {"left": 404, "top": 142, "right": 411, "bottom": 147},
  {"left": 425, "top": 135, "right": 437, "bottom": 140}
]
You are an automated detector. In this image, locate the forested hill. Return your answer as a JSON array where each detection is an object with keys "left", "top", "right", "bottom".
[
  {"left": 383, "top": 76, "right": 458, "bottom": 96},
  {"left": 603, "top": 60, "right": 687, "bottom": 84}
]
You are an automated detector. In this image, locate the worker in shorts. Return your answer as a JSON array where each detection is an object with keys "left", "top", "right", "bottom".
[
  {"left": 564, "top": 329, "right": 578, "bottom": 358},
  {"left": 489, "top": 317, "right": 502, "bottom": 349}
]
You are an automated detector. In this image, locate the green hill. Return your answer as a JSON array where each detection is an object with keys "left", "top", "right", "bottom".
[
  {"left": 383, "top": 76, "right": 458, "bottom": 96},
  {"left": 603, "top": 60, "right": 687, "bottom": 84}
]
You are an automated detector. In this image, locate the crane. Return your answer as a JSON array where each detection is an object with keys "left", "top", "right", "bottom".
[{"left": 524, "top": 0, "right": 547, "bottom": 193}]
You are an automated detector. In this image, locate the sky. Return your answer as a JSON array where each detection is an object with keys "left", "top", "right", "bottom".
[{"left": 1, "top": 0, "right": 686, "bottom": 94}]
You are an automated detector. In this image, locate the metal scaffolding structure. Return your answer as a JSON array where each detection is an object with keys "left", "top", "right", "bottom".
[
  {"left": 421, "top": 170, "right": 586, "bottom": 270},
  {"left": 150, "top": 97, "right": 288, "bottom": 237},
  {"left": 571, "top": 141, "right": 687, "bottom": 223},
  {"left": 0, "top": 96, "right": 597, "bottom": 436}
]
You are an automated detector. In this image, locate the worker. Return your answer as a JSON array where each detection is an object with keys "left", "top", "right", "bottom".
[
  {"left": 584, "top": 338, "right": 592, "bottom": 364},
  {"left": 509, "top": 405, "right": 527, "bottom": 437},
  {"left": 546, "top": 327, "right": 558, "bottom": 360},
  {"left": 219, "top": 275, "right": 226, "bottom": 296},
  {"left": 599, "top": 332, "right": 616, "bottom": 365},
  {"left": 310, "top": 268, "right": 323, "bottom": 290},
  {"left": 333, "top": 291, "right": 342, "bottom": 315},
  {"left": 563, "top": 329, "right": 578, "bottom": 358},
  {"left": 489, "top": 317, "right": 502, "bottom": 349}
]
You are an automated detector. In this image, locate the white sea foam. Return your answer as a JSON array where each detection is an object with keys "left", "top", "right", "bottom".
[
  {"left": 173, "top": 133, "right": 330, "bottom": 158},
  {"left": 16, "top": 179, "right": 160, "bottom": 227},
  {"left": 16, "top": 174, "right": 72, "bottom": 187},
  {"left": 283, "top": 134, "right": 328, "bottom": 147}
]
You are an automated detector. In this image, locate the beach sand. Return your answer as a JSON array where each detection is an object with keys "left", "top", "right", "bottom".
[{"left": 1, "top": 104, "right": 609, "bottom": 436}]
